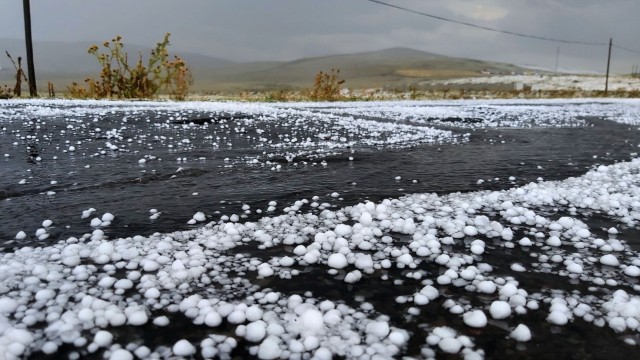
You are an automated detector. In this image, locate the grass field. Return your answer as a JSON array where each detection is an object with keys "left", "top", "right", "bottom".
[{"left": 1, "top": 45, "right": 638, "bottom": 100}]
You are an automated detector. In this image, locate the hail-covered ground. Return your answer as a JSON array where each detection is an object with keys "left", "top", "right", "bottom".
[
  {"left": 427, "top": 74, "right": 640, "bottom": 92},
  {"left": 1, "top": 99, "right": 640, "bottom": 359}
]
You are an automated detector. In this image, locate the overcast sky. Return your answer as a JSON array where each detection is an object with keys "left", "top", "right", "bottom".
[{"left": 1, "top": 0, "right": 639, "bottom": 73}]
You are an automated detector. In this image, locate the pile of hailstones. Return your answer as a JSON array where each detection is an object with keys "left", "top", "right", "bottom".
[{"left": 2, "top": 160, "right": 640, "bottom": 359}]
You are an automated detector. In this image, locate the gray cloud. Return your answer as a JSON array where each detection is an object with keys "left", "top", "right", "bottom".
[{"left": 1, "top": 0, "right": 638, "bottom": 73}]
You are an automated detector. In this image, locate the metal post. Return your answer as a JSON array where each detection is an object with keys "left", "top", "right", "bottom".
[
  {"left": 605, "top": 38, "right": 612, "bottom": 95},
  {"left": 23, "top": 0, "right": 37, "bottom": 97}
]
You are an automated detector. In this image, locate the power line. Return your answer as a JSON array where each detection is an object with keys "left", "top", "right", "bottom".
[
  {"left": 365, "top": 0, "right": 628, "bottom": 48},
  {"left": 614, "top": 45, "right": 640, "bottom": 54}
]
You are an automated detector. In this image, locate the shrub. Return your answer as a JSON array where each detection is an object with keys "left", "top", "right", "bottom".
[
  {"left": 67, "top": 33, "right": 192, "bottom": 99},
  {"left": 309, "top": 69, "right": 345, "bottom": 101}
]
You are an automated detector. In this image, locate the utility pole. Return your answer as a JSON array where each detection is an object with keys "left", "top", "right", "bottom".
[
  {"left": 554, "top": 46, "right": 560, "bottom": 73},
  {"left": 605, "top": 38, "right": 612, "bottom": 95},
  {"left": 23, "top": 0, "right": 37, "bottom": 97}
]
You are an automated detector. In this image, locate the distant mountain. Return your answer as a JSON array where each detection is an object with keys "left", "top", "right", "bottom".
[
  {"left": 0, "top": 38, "right": 234, "bottom": 81},
  {"left": 1, "top": 39, "right": 531, "bottom": 93},
  {"left": 200, "top": 47, "right": 529, "bottom": 91},
  {"left": 193, "top": 47, "right": 532, "bottom": 92}
]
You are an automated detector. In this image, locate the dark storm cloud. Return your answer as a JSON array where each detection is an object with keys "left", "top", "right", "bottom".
[{"left": 1, "top": 0, "right": 638, "bottom": 72}]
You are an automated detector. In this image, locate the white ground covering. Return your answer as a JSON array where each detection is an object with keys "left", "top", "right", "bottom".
[
  {"left": 428, "top": 74, "right": 640, "bottom": 92},
  {"left": 1, "top": 99, "right": 640, "bottom": 359},
  {"left": 308, "top": 98, "right": 640, "bottom": 128}
]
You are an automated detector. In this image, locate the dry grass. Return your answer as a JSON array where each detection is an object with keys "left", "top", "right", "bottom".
[
  {"left": 0, "top": 85, "right": 12, "bottom": 99},
  {"left": 395, "top": 68, "right": 482, "bottom": 78},
  {"left": 192, "top": 86, "right": 639, "bottom": 102},
  {"left": 2, "top": 51, "right": 29, "bottom": 98},
  {"left": 306, "top": 69, "right": 345, "bottom": 101}
]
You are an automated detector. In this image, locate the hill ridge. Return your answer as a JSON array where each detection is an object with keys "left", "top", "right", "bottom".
[{"left": 1, "top": 38, "right": 529, "bottom": 92}]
